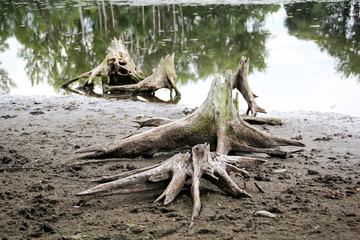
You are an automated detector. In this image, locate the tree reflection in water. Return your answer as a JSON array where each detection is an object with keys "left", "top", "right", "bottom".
[
  {"left": 285, "top": 1, "right": 360, "bottom": 82},
  {"left": 0, "top": 1, "right": 279, "bottom": 96},
  {"left": 0, "top": 1, "right": 359, "bottom": 97}
]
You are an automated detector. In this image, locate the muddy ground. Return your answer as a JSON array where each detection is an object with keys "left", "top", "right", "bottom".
[{"left": 0, "top": 95, "right": 359, "bottom": 240}]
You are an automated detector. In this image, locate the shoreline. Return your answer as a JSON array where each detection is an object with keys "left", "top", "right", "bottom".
[
  {"left": 1, "top": 95, "right": 359, "bottom": 239},
  {"left": 2, "top": 94, "right": 360, "bottom": 119}
]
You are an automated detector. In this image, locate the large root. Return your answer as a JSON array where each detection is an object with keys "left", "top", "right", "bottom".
[
  {"left": 133, "top": 114, "right": 282, "bottom": 130},
  {"left": 60, "top": 38, "right": 144, "bottom": 89},
  {"left": 75, "top": 143, "right": 265, "bottom": 228},
  {"left": 74, "top": 69, "right": 303, "bottom": 160},
  {"left": 103, "top": 53, "right": 181, "bottom": 98}
]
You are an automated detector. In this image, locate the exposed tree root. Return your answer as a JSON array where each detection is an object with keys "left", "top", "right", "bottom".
[
  {"left": 60, "top": 38, "right": 181, "bottom": 99},
  {"left": 75, "top": 143, "right": 266, "bottom": 228},
  {"left": 60, "top": 37, "right": 144, "bottom": 89},
  {"left": 73, "top": 70, "right": 303, "bottom": 160},
  {"left": 103, "top": 53, "right": 181, "bottom": 98},
  {"left": 232, "top": 56, "right": 266, "bottom": 116},
  {"left": 71, "top": 56, "right": 305, "bottom": 227},
  {"left": 133, "top": 114, "right": 282, "bottom": 130}
]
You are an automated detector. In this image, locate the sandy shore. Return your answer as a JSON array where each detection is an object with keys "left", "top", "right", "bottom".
[{"left": 0, "top": 95, "right": 359, "bottom": 239}]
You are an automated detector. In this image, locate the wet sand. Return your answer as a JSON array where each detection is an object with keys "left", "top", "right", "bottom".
[{"left": 0, "top": 95, "right": 359, "bottom": 239}]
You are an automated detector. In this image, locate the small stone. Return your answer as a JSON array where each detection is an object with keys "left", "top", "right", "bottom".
[
  {"left": 254, "top": 210, "right": 276, "bottom": 218},
  {"left": 273, "top": 169, "right": 287, "bottom": 174},
  {"left": 307, "top": 169, "right": 319, "bottom": 175}
]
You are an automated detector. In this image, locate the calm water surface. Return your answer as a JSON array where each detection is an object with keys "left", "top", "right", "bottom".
[{"left": 0, "top": 1, "right": 359, "bottom": 116}]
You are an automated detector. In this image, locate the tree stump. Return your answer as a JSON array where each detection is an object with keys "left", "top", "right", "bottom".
[
  {"left": 60, "top": 38, "right": 181, "bottom": 99},
  {"left": 71, "top": 58, "right": 304, "bottom": 227},
  {"left": 103, "top": 53, "right": 181, "bottom": 98},
  {"left": 74, "top": 70, "right": 303, "bottom": 160},
  {"left": 60, "top": 37, "right": 145, "bottom": 89}
]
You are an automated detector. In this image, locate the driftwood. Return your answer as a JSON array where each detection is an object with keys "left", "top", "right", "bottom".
[
  {"left": 104, "top": 53, "right": 181, "bottom": 98},
  {"left": 60, "top": 38, "right": 144, "bottom": 89},
  {"left": 75, "top": 143, "right": 267, "bottom": 228}
]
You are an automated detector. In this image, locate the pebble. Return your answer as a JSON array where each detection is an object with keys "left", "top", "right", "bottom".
[{"left": 254, "top": 210, "right": 277, "bottom": 218}]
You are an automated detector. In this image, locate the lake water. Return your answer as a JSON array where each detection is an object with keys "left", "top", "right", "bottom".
[{"left": 1, "top": 0, "right": 359, "bottom": 116}]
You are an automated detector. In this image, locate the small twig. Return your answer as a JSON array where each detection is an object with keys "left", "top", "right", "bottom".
[{"left": 254, "top": 181, "right": 265, "bottom": 193}]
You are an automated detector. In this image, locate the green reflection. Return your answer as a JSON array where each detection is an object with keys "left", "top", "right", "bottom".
[
  {"left": 0, "top": 0, "right": 280, "bottom": 94},
  {"left": 0, "top": 63, "right": 15, "bottom": 95},
  {"left": 285, "top": 1, "right": 360, "bottom": 82},
  {"left": 0, "top": 1, "right": 15, "bottom": 94}
]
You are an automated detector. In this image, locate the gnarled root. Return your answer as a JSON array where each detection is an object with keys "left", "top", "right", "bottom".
[
  {"left": 75, "top": 143, "right": 265, "bottom": 227},
  {"left": 133, "top": 114, "right": 282, "bottom": 130},
  {"left": 60, "top": 38, "right": 144, "bottom": 89},
  {"left": 103, "top": 53, "right": 181, "bottom": 98}
]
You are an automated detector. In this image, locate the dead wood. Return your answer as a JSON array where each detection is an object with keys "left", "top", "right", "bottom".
[
  {"left": 71, "top": 56, "right": 305, "bottom": 227},
  {"left": 75, "top": 143, "right": 264, "bottom": 228},
  {"left": 232, "top": 56, "right": 266, "bottom": 117},
  {"left": 133, "top": 117, "right": 174, "bottom": 129},
  {"left": 60, "top": 38, "right": 144, "bottom": 89},
  {"left": 61, "top": 85, "right": 181, "bottom": 104},
  {"left": 73, "top": 70, "right": 303, "bottom": 160},
  {"left": 241, "top": 114, "right": 282, "bottom": 126},
  {"left": 133, "top": 114, "right": 282, "bottom": 130},
  {"left": 103, "top": 53, "right": 181, "bottom": 98}
]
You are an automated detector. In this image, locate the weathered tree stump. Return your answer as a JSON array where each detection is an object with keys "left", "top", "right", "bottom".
[
  {"left": 60, "top": 37, "right": 145, "bottom": 89},
  {"left": 103, "top": 53, "right": 181, "bottom": 98},
  {"left": 60, "top": 38, "right": 181, "bottom": 98},
  {"left": 74, "top": 70, "right": 303, "bottom": 160},
  {"left": 72, "top": 57, "right": 304, "bottom": 227}
]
